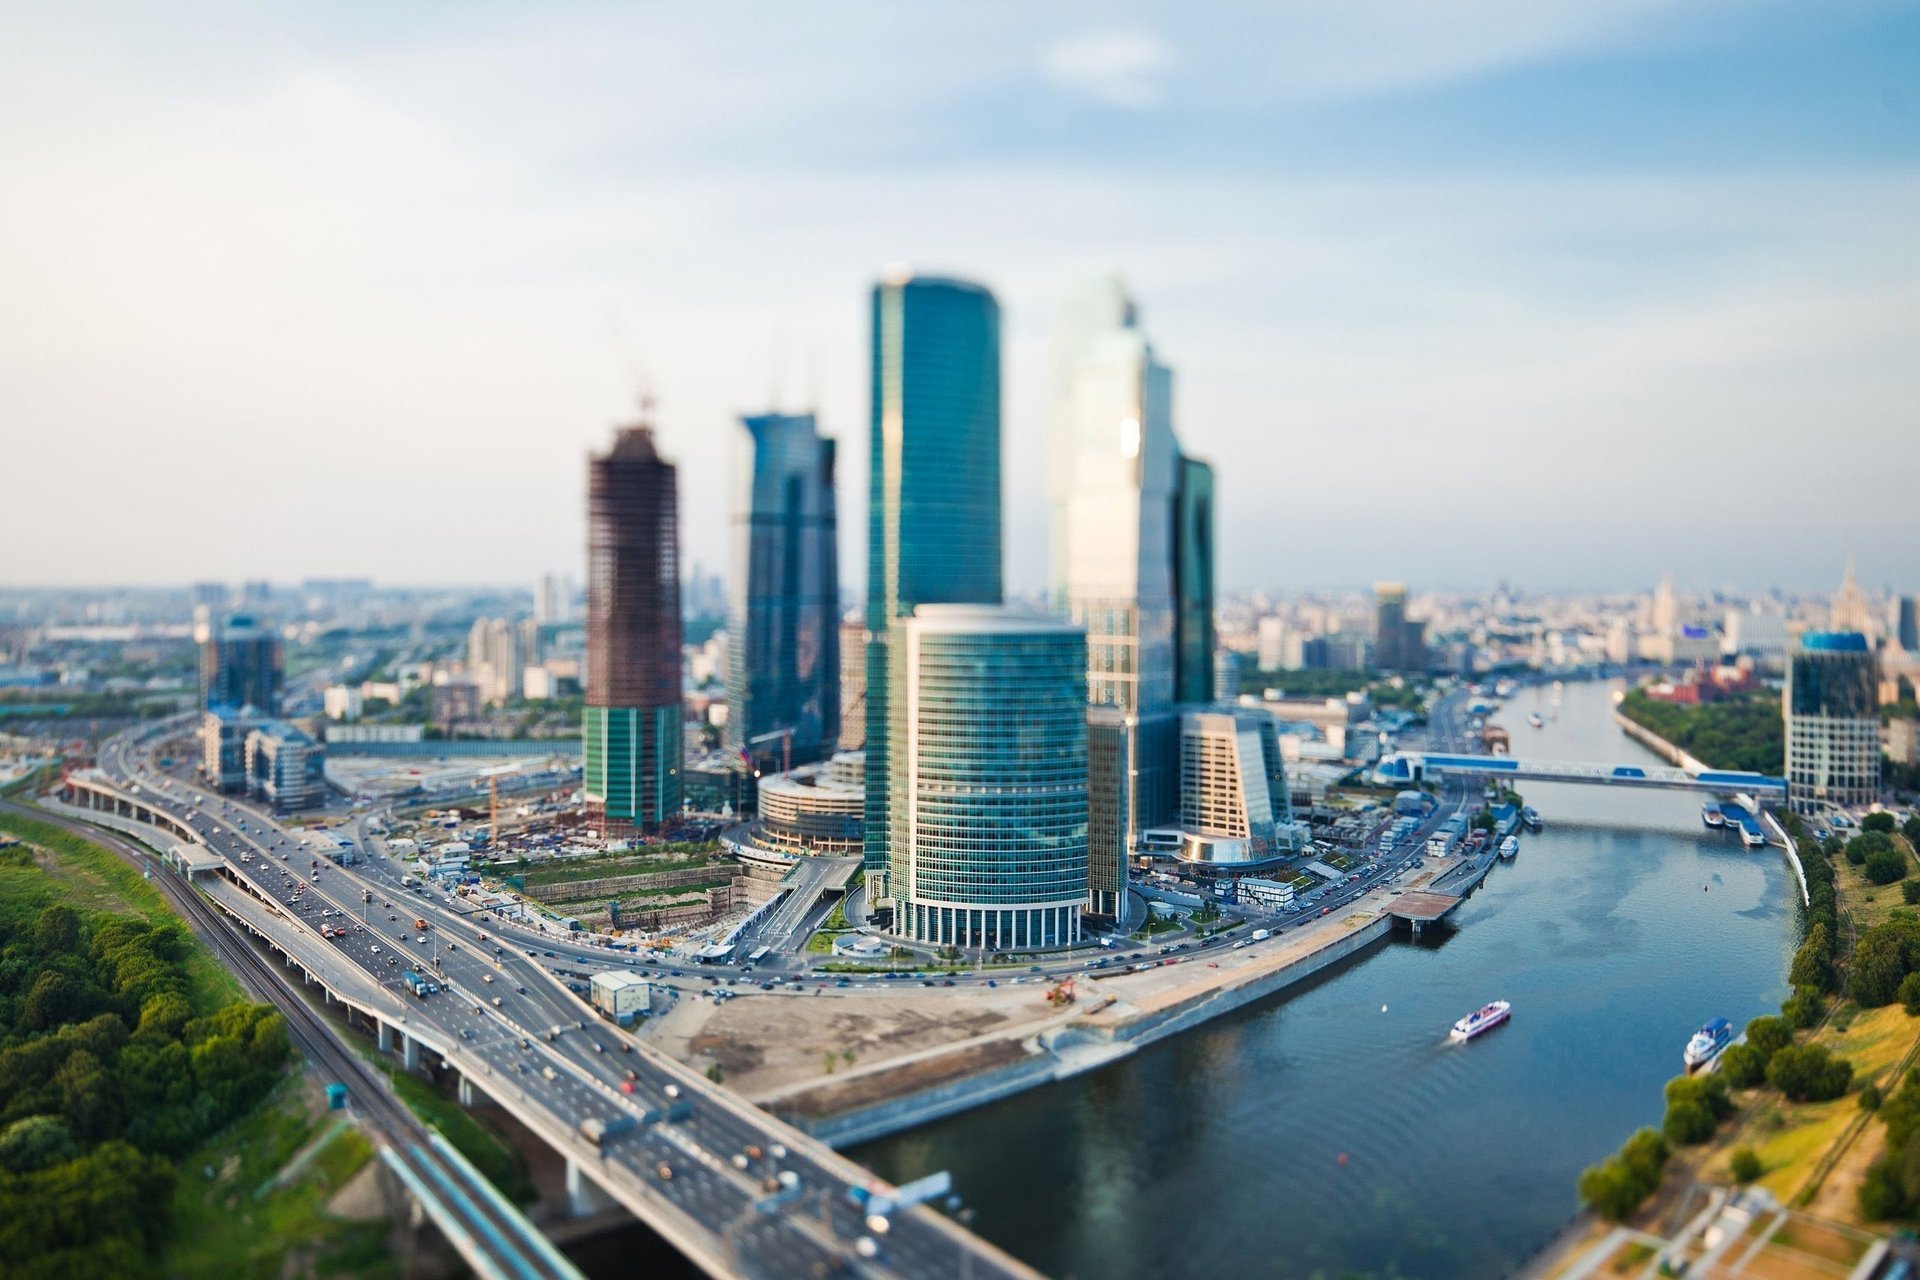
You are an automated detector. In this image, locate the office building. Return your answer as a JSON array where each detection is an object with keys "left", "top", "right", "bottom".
[
  {"left": 725, "top": 412, "right": 840, "bottom": 768},
  {"left": 584, "top": 416, "right": 684, "bottom": 835},
  {"left": 1174, "top": 707, "right": 1294, "bottom": 867},
  {"left": 322, "top": 684, "right": 363, "bottom": 721},
  {"left": 519, "top": 618, "right": 543, "bottom": 668},
  {"left": 864, "top": 273, "right": 1003, "bottom": 909},
  {"left": 467, "top": 617, "right": 522, "bottom": 706},
  {"left": 751, "top": 751, "right": 866, "bottom": 857},
  {"left": 198, "top": 613, "right": 282, "bottom": 714},
  {"left": 892, "top": 606, "right": 1087, "bottom": 950},
  {"left": 431, "top": 681, "right": 480, "bottom": 726},
  {"left": 1172, "top": 454, "right": 1216, "bottom": 703},
  {"left": 1785, "top": 631, "right": 1879, "bottom": 813},
  {"left": 1830, "top": 557, "right": 1877, "bottom": 643},
  {"left": 1372, "top": 583, "right": 1427, "bottom": 672},
  {"left": 245, "top": 720, "right": 326, "bottom": 811},
  {"left": 190, "top": 582, "right": 227, "bottom": 611},
  {"left": 837, "top": 618, "right": 866, "bottom": 751},
  {"left": 1898, "top": 596, "right": 1918, "bottom": 653},
  {"left": 535, "top": 572, "right": 571, "bottom": 625},
  {"left": 200, "top": 708, "right": 263, "bottom": 791},
  {"left": 1213, "top": 648, "right": 1242, "bottom": 702}
]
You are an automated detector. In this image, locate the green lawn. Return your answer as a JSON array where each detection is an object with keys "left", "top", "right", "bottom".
[{"left": 166, "top": 1079, "right": 393, "bottom": 1280}]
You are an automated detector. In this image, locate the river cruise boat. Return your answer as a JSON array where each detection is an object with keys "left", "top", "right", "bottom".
[
  {"left": 1684, "top": 1017, "right": 1734, "bottom": 1072},
  {"left": 1498, "top": 836, "right": 1519, "bottom": 860},
  {"left": 1521, "top": 806, "right": 1543, "bottom": 832},
  {"left": 1450, "top": 1000, "right": 1512, "bottom": 1041},
  {"left": 1702, "top": 804, "right": 1726, "bottom": 829},
  {"left": 1742, "top": 824, "right": 1768, "bottom": 849}
]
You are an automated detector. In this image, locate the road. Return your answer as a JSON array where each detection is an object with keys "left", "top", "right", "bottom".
[{"left": 95, "top": 720, "right": 1040, "bottom": 1280}]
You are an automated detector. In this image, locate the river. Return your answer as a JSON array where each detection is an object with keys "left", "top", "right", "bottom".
[{"left": 847, "top": 677, "right": 1798, "bottom": 1279}]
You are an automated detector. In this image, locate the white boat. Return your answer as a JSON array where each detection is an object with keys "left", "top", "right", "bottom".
[
  {"left": 1451, "top": 1000, "right": 1512, "bottom": 1041},
  {"left": 1741, "top": 825, "right": 1768, "bottom": 849},
  {"left": 1497, "top": 836, "right": 1519, "bottom": 860},
  {"left": 1702, "top": 804, "right": 1726, "bottom": 829},
  {"left": 1527, "top": 713, "right": 1545, "bottom": 729},
  {"left": 1684, "top": 1017, "right": 1733, "bottom": 1072}
]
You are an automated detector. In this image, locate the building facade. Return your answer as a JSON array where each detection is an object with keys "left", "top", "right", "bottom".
[
  {"left": 724, "top": 412, "right": 840, "bottom": 767},
  {"left": 892, "top": 606, "right": 1088, "bottom": 950},
  {"left": 1785, "top": 631, "right": 1879, "bottom": 813},
  {"left": 467, "top": 617, "right": 522, "bottom": 706},
  {"left": 1176, "top": 707, "right": 1293, "bottom": 866},
  {"left": 1172, "top": 455, "right": 1216, "bottom": 704},
  {"left": 837, "top": 617, "right": 867, "bottom": 751},
  {"left": 198, "top": 613, "right": 282, "bottom": 713},
  {"left": 245, "top": 720, "right": 326, "bottom": 811},
  {"left": 584, "top": 419, "right": 684, "bottom": 834},
  {"left": 752, "top": 751, "right": 865, "bottom": 856},
  {"left": 864, "top": 273, "right": 1003, "bottom": 911}
]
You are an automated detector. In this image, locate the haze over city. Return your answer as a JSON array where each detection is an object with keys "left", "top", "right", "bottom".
[{"left": 5, "top": 1, "right": 1917, "bottom": 592}]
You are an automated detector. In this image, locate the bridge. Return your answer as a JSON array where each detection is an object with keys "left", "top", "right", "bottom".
[
  {"left": 58, "top": 720, "right": 1041, "bottom": 1280},
  {"left": 1374, "top": 752, "right": 1787, "bottom": 802}
]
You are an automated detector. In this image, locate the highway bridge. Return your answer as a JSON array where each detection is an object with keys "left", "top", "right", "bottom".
[
  {"left": 63, "top": 719, "right": 1042, "bottom": 1280},
  {"left": 1374, "top": 751, "right": 1787, "bottom": 801}
]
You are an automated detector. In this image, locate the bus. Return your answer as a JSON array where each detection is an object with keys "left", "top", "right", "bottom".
[{"left": 746, "top": 945, "right": 772, "bottom": 966}]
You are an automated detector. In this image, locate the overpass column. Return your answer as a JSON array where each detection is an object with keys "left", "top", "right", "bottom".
[
  {"left": 565, "top": 1158, "right": 618, "bottom": 1218},
  {"left": 377, "top": 1019, "right": 394, "bottom": 1053},
  {"left": 457, "top": 1075, "right": 475, "bottom": 1107},
  {"left": 401, "top": 1032, "right": 420, "bottom": 1072}
]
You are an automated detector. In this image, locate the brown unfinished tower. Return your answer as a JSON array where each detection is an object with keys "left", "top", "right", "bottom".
[{"left": 582, "top": 418, "right": 683, "bottom": 834}]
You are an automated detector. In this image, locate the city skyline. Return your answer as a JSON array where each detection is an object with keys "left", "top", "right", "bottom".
[{"left": 5, "top": 4, "right": 1917, "bottom": 593}]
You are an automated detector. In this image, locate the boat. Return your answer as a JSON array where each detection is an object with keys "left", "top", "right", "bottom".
[
  {"left": 1702, "top": 804, "right": 1727, "bottom": 830},
  {"left": 1521, "top": 806, "right": 1543, "bottom": 832},
  {"left": 1684, "top": 1017, "right": 1734, "bottom": 1072},
  {"left": 1527, "top": 712, "right": 1545, "bottom": 729},
  {"left": 1741, "top": 825, "right": 1768, "bottom": 849},
  {"left": 1451, "top": 1000, "right": 1512, "bottom": 1041},
  {"left": 1497, "top": 836, "right": 1519, "bottom": 860}
]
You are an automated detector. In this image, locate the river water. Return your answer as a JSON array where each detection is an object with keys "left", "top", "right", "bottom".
[{"left": 848, "top": 678, "right": 1798, "bottom": 1280}]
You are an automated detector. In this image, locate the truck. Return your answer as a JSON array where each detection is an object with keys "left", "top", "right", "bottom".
[
  {"left": 1251, "top": 928, "right": 1271, "bottom": 941},
  {"left": 412, "top": 917, "right": 428, "bottom": 931},
  {"left": 400, "top": 875, "right": 417, "bottom": 888},
  {"left": 578, "top": 1115, "right": 637, "bottom": 1147},
  {"left": 401, "top": 970, "right": 433, "bottom": 997}
]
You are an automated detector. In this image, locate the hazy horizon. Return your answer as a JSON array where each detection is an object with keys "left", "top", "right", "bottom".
[{"left": 5, "top": 2, "right": 1917, "bottom": 596}]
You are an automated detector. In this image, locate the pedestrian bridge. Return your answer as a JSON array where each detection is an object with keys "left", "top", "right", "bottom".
[{"left": 1375, "top": 752, "right": 1787, "bottom": 801}]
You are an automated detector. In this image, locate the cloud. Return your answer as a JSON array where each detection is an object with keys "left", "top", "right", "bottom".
[{"left": 1043, "top": 28, "right": 1174, "bottom": 108}]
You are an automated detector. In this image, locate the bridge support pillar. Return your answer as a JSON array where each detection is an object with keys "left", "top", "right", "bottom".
[
  {"left": 377, "top": 1019, "right": 393, "bottom": 1053},
  {"left": 565, "top": 1158, "right": 618, "bottom": 1218},
  {"left": 401, "top": 1033, "right": 420, "bottom": 1072},
  {"left": 457, "top": 1075, "right": 475, "bottom": 1107}
]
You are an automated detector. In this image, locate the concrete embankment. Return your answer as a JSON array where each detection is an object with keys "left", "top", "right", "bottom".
[
  {"left": 794, "top": 912, "right": 1399, "bottom": 1149},
  {"left": 1612, "top": 709, "right": 1712, "bottom": 773}
]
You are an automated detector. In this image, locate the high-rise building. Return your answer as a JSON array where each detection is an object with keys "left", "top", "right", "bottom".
[
  {"left": 1899, "top": 596, "right": 1919, "bottom": 653},
  {"left": 1785, "top": 632, "right": 1879, "bottom": 813},
  {"left": 199, "top": 613, "right": 282, "bottom": 713},
  {"left": 1830, "top": 557, "right": 1876, "bottom": 642},
  {"left": 1213, "top": 648, "right": 1242, "bottom": 702},
  {"left": 1651, "top": 574, "right": 1678, "bottom": 637},
  {"left": 535, "top": 573, "right": 571, "bottom": 625},
  {"left": 467, "top": 617, "right": 522, "bottom": 706},
  {"left": 519, "top": 617, "right": 543, "bottom": 669},
  {"left": 583, "top": 417, "right": 684, "bottom": 835},
  {"left": 892, "top": 606, "right": 1087, "bottom": 950},
  {"left": 864, "top": 273, "right": 1003, "bottom": 909},
  {"left": 725, "top": 412, "right": 840, "bottom": 767},
  {"left": 1176, "top": 708, "right": 1294, "bottom": 865},
  {"left": 191, "top": 582, "right": 227, "bottom": 611},
  {"left": 837, "top": 618, "right": 866, "bottom": 751},
  {"left": 1172, "top": 454, "right": 1216, "bottom": 704}
]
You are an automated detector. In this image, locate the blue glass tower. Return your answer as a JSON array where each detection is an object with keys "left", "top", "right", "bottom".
[
  {"left": 725, "top": 412, "right": 839, "bottom": 767},
  {"left": 864, "top": 274, "right": 1003, "bottom": 909}
]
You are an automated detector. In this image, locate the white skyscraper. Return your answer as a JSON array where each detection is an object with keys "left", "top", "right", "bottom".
[{"left": 467, "top": 617, "right": 522, "bottom": 707}]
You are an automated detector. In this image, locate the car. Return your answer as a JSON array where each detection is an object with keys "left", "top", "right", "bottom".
[
  {"left": 1320, "top": 907, "right": 1332, "bottom": 916},
  {"left": 482, "top": 974, "right": 493, "bottom": 984},
  {"left": 516, "top": 986, "right": 527, "bottom": 994},
  {"left": 663, "top": 1083, "right": 681, "bottom": 1099},
  {"left": 416, "top": 936, "right": 427, "bottom": 944},
  {"left": 620, "top": 1080, "right": 635, "bottom": 1094},
  {"left": 835, "top": 979, "right": 851, "bottom": 988},
  {"left": 655, "top": 1163, "right": 674, "bottom": 1181},
  {"left": 371, "top": 946, "right": 382, "bottom": 955}
]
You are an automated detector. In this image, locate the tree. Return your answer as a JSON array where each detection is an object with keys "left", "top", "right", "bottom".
[
  {"left": 1868, "top": 846, "right": 1910, "bottom": 886},
  {"left": 1730, "top": 1148, "right": 1763, "bottom": 1183},
  {"left": 1746, "top": 1015, "right": 1793, "bottom": 1058},
  {"left": 1718, "top": 1043, "right": 1766, "bottom": 1088},
  {"left": 1903, "top": 881, "right": 1920, "bottom": 906},
  {"left": 1902, "top": 971, "right": 1920, "bottom": 1017},
  {"left": 1864, "top": 812, "right": 1897, "bottom": 834},
  {"left": 1783, "top": 990, "right": 1824, "bottom": 1029},
  {"left": 1904, "top": 815, "right": 1920, "bottom": 850},
  {"left": 1663, "top": 1099, "right": 1715, "bottom": 1144},
  {"left": 32, "top": 906, "right": 81, "bottom": 956},
  {"left": 1789, "top": 923, "right": 1834, "bottom": 992},
  {"left": 1766, "top": 1045, "right": 1854, "bottom": 1102}
]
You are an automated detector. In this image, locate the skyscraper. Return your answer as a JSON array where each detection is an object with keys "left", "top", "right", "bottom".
[
  {"left": 535, "top": 573, "right": 571, "bottom": 625},
  {"left": 1172, "top": 454, "right": 1216, "bottom": 703},
  {"left": 837, "top": 617, "right": 866, "bottom": 751},
  {"left": 1177, "top": 708, "right": 1293, "bottom": 864},
  {"left": 1899, "top": 596, "right": 1919, "bottom": 653},
  {"left": 1830, "top": 556, "right": 1877, "bottom": 642},
  {"left": 864, "top": 273, "right": 1003, "bottom": 910},
  {"left": 725, "top": 412, "right": 840, "bottom": 766},
  {"left": 467, "top": 617, "right": 521, "bottom": 706},
  {"left": 583, "top": 417, "right": 683, "bottom": 835},
  {"left": 893, "top": 606, "right": 1088, "bottom": 949},
  {"left": 199, "top": 613, "right": 282, "bottom": 713},
  {"left": 1374, "top": 583, "right": 1407, "bottom": 671},
  {"left": 1785, "top": 632, "right": 1879, "bottom": 813}
]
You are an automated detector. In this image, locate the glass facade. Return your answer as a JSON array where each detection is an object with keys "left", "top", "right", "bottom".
[
  {"left": 1172, "top": 454, "right": 1215, "bottom": 705},
  {"left": 200, "top": 614, "right": 283, "bottom": 714},
  {"left": 725, "top": 412, "right": 839, "bottom": 765},
  {"left": 864, "top": 275, "right": 1003, "bottom": 907},
  {"left": 583, "top": 424, "right": 683, "bottom": 833},
  {"left": 898, "top": 606, "right": 1088, "bottom": 950},
  {"left": 1785, "top": 632, "right": 1879, "bottom": 813}
]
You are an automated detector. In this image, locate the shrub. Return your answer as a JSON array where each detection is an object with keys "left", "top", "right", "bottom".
[
  {"left": 1848, "top": 840, "right": 1870, "bottom": 865},
  {"left": 1902, "top": 973, "right": 1920, "bottom": 1016},
  {"left": 1861, "top": 1083, "right": 1884, "bottom": 1112},
  {"left": 1903, "top": 880, "right": 1920, "bottom": 906},
  {"left": 1579, "top": 1128, "right": 1670, "bottom": 1221},
  {"left": 1766, "top": 1044, "right": 1854, "bottom": 1102},
  {"left": 1864, "top": 812, "right": 1897, "bottom": 834},
  {"left": 1746, "top": 1015, "right": 1793, "bottom": 1058},
  {"left": 1730, "top": 1148, "right": 1763, "bottom": 1183},
  {"left": 1867, "top": 846, "right": 1910, "bottom": 886},
  {"left": 1665, "top": 1073, "right": 1734, "bottom": 1120},
  {"left": 1783, "top": 990, "right": 1824, "bottom": 1029},
  {"left": 1663, "top": 1099, "right": 1716, "bottom": 1145},
  {"left": 1718, "top": 1042, "right": 1766, "bottom": 1088}
]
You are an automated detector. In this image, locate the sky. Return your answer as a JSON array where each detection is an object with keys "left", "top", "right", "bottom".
[{"left": 3, "top": 1, "right": 1917, "bottom": 598}]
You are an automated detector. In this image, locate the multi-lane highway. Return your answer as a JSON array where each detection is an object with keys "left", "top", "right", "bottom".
[{"left": 94, "top": 720, "right": 1041, "bottom": 1280}]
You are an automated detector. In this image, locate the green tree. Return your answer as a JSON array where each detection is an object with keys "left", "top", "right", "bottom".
[
  {"left": 1789, "top": 923, "right": 1834, "bottom": 992},
  {"left": 1867, "top": 846, "right": 1910, "bottom": 885},
  {"left": 1663, "top": 1099, "right": 1715, "bottom": 1144},
  {"left": 1718, "top": 1042, "right": 1766, "bottom": 1087},
  {"left": 1730, "top": 1148, "right": 1763, "bottom": 1183},
  {"left": 1766, "top": 1045, "right": 1854, "bottom": 1102},
  {"left": 1745, "top": 1015, "right": 1793, "bottom": 1058},
  {"left": 1902, "top": 971, "right": 1920, "bottom": 1016},
  {"left": 1783, "top": 990, "right": 1824, "bottom": 1030},
  {"left": 1864, "top": 812, "right": 1897, "bottom": 834}
]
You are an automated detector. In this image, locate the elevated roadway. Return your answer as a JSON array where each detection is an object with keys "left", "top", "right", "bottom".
[{"left": 80, "top": 719, "right": 1043, "bottom": 1280}]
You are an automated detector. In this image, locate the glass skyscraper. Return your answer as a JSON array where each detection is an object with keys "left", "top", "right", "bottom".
[
  {"left": 583, "top": 420, "right": 683, "bottom": 834},
  {"left": 864, "top": 273, "right": 1003, "bottom": 910},
  {"left": 1785, "top": 631, "right": 1879, "bottom": 813},
  {"left": 725, "top": 412, "right": 839, "bottom": 767},
  {"left": 199, "top": 613, "right": 283, "bottom": 713},
  {"left": 1171, "top": 454, "right": 1215, "bottom": 705},
  {"left": 895, "top": 606, "right": 1088, "bottom": 950}
]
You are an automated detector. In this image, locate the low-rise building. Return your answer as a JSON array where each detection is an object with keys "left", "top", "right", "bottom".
[
  {"left": 589, "top": 970, "right": 650, "bottom": 1024},
  {"left": 753, "top": 752, "right": 864, "bottom": 856},
  {"left": 245, "top": 720, "right": 326, "bottom": 811},
  {"left": 1237, "top": 876, "right": 1297, "bottom": 909}
]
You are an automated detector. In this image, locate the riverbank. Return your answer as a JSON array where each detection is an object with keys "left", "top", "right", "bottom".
[{"left": 1612, "top": 707, "right": 1713, "bottom": 773}]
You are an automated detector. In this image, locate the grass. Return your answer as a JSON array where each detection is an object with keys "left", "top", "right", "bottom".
[
  {"left": 166, "top": 1079, "right": 392, "bottom": 1280},
  {"left": 368, "top": 1057, "right": 536, "bottom": 1205},
  {"left": 515, "top": 852, "right": 721, "bottom": 887},
  {"left": 0, "top": 810, "right": 241, "bottom": 1012}
]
